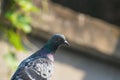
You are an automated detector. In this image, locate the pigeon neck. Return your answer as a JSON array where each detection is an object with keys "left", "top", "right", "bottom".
[
  {"left": 40, "top": 43, "right": 59, "bottom": 61},
  {"left": 29, "top": 42, "right": 59, "bottom": 61},
  {"left": 47, "top": 53, "right": 54, "bottom": 61},
  {"left": 44, "top": 42, "right": 59, "bottom": 53}
]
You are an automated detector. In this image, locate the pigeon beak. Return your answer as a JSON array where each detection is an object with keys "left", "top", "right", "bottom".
[{"left": 64, "top": 40, "right": 70, "bottom": 46}]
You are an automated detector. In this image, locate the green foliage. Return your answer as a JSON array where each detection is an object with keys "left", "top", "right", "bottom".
[
  {"left": 7, "top": 30, "right": 24, "bottom": 50},
  {"left": 5, "top": 11, "right": 32, "bottom": 33},
  {"left": 3, "top": 52, "right": 18, "bottom": 71},
  {"left": 0, "top": 0, "right": 40, "bottom": 75},
  {"left": 4, "top": 0, "right": 39, "bottom": 34},
  {"left": 1, "top": 0, "right": 39, "bottom": 50},
  {"left": 15, "top": 0, "right": 39, "bottom": 12},
  {"left": 4, "top": 0, "right": 39, "bottom": 33}
]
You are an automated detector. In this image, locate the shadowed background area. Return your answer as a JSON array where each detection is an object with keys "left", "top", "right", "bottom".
[
  {"left": 0, "top": 0, "right": 120, "bottom": 80},
  {"left": 52, "top": 0, "right": 120, "bottom": 26}
]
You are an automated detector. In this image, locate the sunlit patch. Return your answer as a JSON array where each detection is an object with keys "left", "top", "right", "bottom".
[{"left": 52, "top": 62, "right": 86, "bottom": 80}]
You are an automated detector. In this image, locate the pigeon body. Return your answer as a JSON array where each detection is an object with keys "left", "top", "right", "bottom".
[{"left": 11, "top": 34, "right": 69, "bottom": 80}]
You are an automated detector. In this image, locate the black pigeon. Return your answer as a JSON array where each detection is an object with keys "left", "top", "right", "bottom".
[{"left": 11, "top": 34, "right": 69, "bottom": 80}]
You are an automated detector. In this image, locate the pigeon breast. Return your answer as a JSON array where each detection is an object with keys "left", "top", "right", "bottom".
[{"left": 13, "top": 58, "right": 54, "bottom": 80}]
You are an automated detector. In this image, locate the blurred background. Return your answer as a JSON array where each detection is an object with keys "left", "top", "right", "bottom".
[{"left": 0, "top": 0, "right": 120, "bottom": 80}]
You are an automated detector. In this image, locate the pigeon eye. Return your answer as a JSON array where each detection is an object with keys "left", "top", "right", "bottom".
[
  {"left": 56, "top": 38, "right": 61, "bottom": 41},
  {"left": 55, "top": 38, "right": 61, "bottom": 42}
]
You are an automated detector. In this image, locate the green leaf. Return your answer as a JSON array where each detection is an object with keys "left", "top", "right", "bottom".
[
  {"left": 21, "top": 24, "right": 32, "bottom": 33},
  {"left": 15, "top": 0, "right": 39, "bottom": 12},
  {"left": 7, "top": 30, "right": 25, "bottom": 50},
  {"left": 16, "top": 14, "right": 32, "bottom": 33}
]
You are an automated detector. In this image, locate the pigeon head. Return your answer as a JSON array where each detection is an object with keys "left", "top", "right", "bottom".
[
  {"left": 49, "top": 34, "right": 69, "bottom": 46},
  {"left": 44, "top": 34, "right": 69, "bottom": 52}
]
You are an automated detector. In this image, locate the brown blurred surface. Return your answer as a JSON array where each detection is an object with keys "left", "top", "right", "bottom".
[
  {"left": 51, "top": 0, "right": 120, "bottom": 26},
  {"left": 31, "top": 2, "right": 120, "bottom": 64}
]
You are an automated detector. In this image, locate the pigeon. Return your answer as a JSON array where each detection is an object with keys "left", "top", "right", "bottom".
[{"left": 11, "top": 34, "right": 69, "bottom": 80}]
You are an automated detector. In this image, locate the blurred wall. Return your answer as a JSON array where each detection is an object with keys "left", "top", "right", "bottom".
[{"left": 51, "top": 0, "right": 120, "bottom": 26}]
